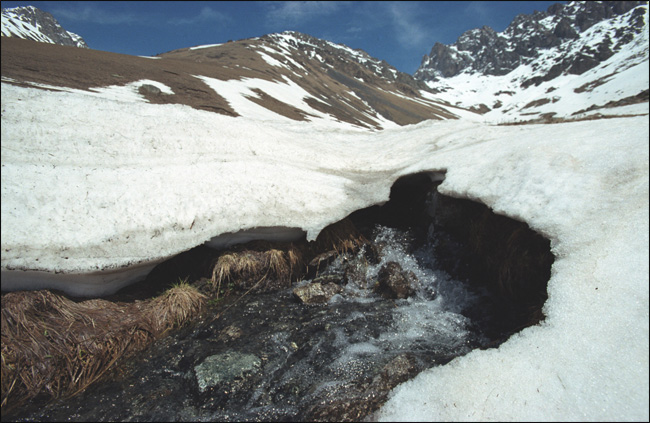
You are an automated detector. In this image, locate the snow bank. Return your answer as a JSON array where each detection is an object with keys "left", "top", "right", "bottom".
[
  {"left": 0, "top": 81, "right": 399, "bottom": 294},
  {"left": 377, "top": 114, "right": 649, "bottom": 422},
  {"left": 1, "top": 82, "right": 648, "bottom": 420}
]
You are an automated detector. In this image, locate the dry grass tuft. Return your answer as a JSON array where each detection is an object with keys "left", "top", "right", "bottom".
[
  {"left": 313, "top": 218, "right": 368, "bottom": 255},
  {"left": 210, "top": 247, "right": 295, "bottom": 294},
  {"left": 1, "top": 218, "right": 370, "bottom": 413},
  {"left": 267, "top": 249, "right": 289, "bottom": 282},
  {"left": 286, "top": 244, "right": 304, "bottom": 279},
  {"left": 208, "top": 218, "right": 367, "bottom": 296},
  {"left": 145, "top": 281, "right": 207, "bottom": 334},
  {"left": 211, "top": 251, "right": 266, "bottom": 295},
  {"left": 1, "top": 282, "right": 206, "bottom": 412}
]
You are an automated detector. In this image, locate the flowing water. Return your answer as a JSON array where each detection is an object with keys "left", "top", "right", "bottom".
[{"left": 6, "top": 225, "right": 515, "bottom": 422}]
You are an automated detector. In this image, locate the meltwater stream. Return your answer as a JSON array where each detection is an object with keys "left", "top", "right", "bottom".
[{"left": 9, "top": 225, "right": 509, "bottom": 422}]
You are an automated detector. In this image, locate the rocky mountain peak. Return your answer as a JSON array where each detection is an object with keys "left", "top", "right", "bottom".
[
  {"left": 1, "top": 5, "right": 89, "bottom": 48},
  {"left": 259, "top": 31, "right": 431, "bottom": 95},
  {"left": 414, "top": 1, "right": 647, "bottom": 82},
  {"left": 414, "top": 1, "right": 648, "bottom": 122}
]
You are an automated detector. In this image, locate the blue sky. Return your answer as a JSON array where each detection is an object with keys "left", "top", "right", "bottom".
[{"left": 3, "top": 1, "right": 561, "bottom": 74}]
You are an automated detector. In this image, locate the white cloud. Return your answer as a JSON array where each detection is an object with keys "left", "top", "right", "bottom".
[
  {"left": 168, "top": 6, "right": 229, "bottom": 26},
  {"left": 49, "top": 4, "right": 228, "bottom": 27},
  {"left": 50, "top": 5, "right": 140, "bottom": 25},
  {"left": 386, "top": 1, "right": 432, "bottom": 49},
  {"left": 265, "top": 1, "right": 347, "bottom": 26}
]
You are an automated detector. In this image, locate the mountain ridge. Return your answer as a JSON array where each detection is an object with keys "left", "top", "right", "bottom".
[
  {"left": 414, "top": 0, "right": 649, "bottom": 121},
  {"left": 156, "top": 30, "right": 467, "bottom": 127},
  {"left": 1, "top": 2, "right": 647, "bottom": 126},
  {"left": 1, "top": 5, "right": 88, "bottom": 48},
  {"left": 1, "top": 27, "right": 473, "bottom": 130},
  {"left": 415, "top": 1, "right": 646, "bottom": 81}
]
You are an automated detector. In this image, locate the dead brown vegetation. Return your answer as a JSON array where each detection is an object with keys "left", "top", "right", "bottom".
[
  {"left": 521, "top": 97, "right": 552, "bottom": 109},
  {"left": 1, "top": 282, "right": 206, "bottom": 411},
  {"left": 1, "top": 217, "right": 368, "bottom": 412},
  {"left": 146, "top": 281, "right": 207, "bottom": 333},
  {"left": 497, "top": 111, "right": 647, "bottom": 125},
  {"left": 210, "top": 218, "right": 367, "bottom": 296},
  {"left": 312, "top": 217, "right": 368, "bottom": 255},
  {"left": 210, "top": 247, "right": 296, "bottom": 295}
]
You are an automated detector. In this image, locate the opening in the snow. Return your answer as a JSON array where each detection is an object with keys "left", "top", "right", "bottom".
[
  {"left": 348, "top": 171, "right": 554, "bottom": 338},
  {"left": 2, "top": 172, "right": 555, "bottom": 421}
]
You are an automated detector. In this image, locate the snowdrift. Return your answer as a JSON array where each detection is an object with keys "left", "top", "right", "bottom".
[{"left": 1, "top": 82, "right": 648, "bottom": 420}]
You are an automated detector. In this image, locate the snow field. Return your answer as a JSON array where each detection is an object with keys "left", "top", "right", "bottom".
[
  {"left": 378, "top": 117, "right": 649, "bottom": 421},
  {"left": 1, "top": 76, "right": 648, "bottom": 420}
]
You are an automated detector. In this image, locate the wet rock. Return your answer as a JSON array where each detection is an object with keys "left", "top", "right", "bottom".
[
  {"left": 312, "top": 274, "right": 343, "bottom": 285},
  {"left": 216, "top": 325, "right": 243, "bottom": 342},
  {"left": 194, "top": 351, "right": 261, "bottom": 393},
  {"left": 363, "top": 242, "right": 384, "bottom": 265},
  {"left": 2, "top": 220, "right": 540, "bottom": 422},
  {"left": 373, "top": 353, "right": 421, "bottom": 391},
  {"left": 343, "top": 258, "right": 371, "bottom": 289},
  {"left": 303, "top": 385, "right": 382, "bottom": 422},
  {"left": 293, "top": 282, "right": 343, "bottom": 304},
  {"left": 307, "top": 250, "right": 339, "bottom": 277},
  {"left": 303, "top": 354, "right": 423, "bottom": 421},
  {"left": 374, "top": 261, "right": 417, "bottom": 299}
]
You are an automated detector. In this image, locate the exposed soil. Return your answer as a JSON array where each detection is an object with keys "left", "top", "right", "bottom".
[{"left": 1, "top": 36, "right": 459, "bottom": 128}]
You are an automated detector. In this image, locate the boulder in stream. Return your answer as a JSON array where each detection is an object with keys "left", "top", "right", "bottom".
[
  {"left": 374, "top": 261, "right": 418, "bottom": 299},
  {"left": 194, "top": 351, "right": 261, "bottom": 393},
  {"left": 293, "top": 281, "right": 343, "bottom": 304}
]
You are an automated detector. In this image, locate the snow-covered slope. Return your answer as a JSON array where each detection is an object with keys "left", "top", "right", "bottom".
[
  {"left": 2, "top": 79, "right": 648, "bottom": 421},
  {"left": 159, "top": 30, "right": 476, "bottom": 128},
  {"left": 416, "top": 1, "right": 649, "bottom": 121},
  {"left": 1, "top": 29, "right": 474, "bottom": 131},
  {"left": 1, "top": 3, "right": 648, "bottom": 420},
  {"left": 1, "top": 5, "right": 88, "bottom": 48}
]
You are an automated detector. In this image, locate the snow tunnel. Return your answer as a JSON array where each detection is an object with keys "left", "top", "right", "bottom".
[
  {"left": 347, "top": 171, "right": 555, "bottom": 333},
  {"left": 1, "top": 170, "right": 557, "bottom": 420},
  {"left": 136, "top": 170, "right": 554, "bottom": 334},
  {"left": 146, "top": 170, "right": 554, "bottom": 335}
]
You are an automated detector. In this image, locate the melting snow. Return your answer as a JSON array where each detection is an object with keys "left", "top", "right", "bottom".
[
  {"left": 257, "top": 51, "right": 286, "bottom": 69},
  {"left": 1, "top": 59, "right": 648, "bottom": 421}
]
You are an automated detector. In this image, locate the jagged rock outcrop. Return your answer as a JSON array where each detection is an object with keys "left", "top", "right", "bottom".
[
  {"left": 293, "top": 281, "right": 343, "bottom": 304},
  {"left": 415, "top": 1, "right": 646, "bottom": 81},
  {"left": 1, "top": 5, "right": 88, "bottom": 48}
]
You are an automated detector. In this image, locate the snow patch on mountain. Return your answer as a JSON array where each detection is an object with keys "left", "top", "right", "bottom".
[
  {"left": 189, "top": 43, "right": 224, "bottom": 50},
  {"left": 154, "top": 30, "right": 464, "bottom": 129},
  {"left": 416, "top": 1, "right": 649, "bottom": 121},
  {"left": 261, "top": 31, "right": 413, "bottom": 86},
  {"left": 1, "top": 76, "right": 174, "bottom": 103},
  {"left": 1, "top": 5, "right": 88, "bottom": 48},
  {"left": 195, "top": 74, "right": 371, "bottom": 128}
]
